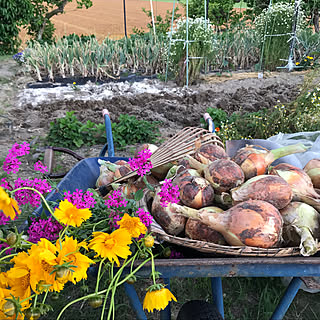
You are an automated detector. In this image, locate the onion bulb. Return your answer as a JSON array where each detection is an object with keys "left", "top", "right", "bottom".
[
  {"left": 96, "top": 160, "right": 115, "bottom": 187},
  {"left": 231, "top": 175, "right": 293, "bottom": 209},
  {"left": 185, "top": 216, "right": 227, "bottom": 245},
  {"left": 270, "top": 163, "right": 320, "bottom": 199},
  {"left": 174, "top": 200, "right": 283, "bottom": 248},
  {"left": 178, "top": 176, "right": 214, "bottom": 209},
  {"left": 233, "top": 143, "right": 308, "bottom": 180},
  {"left": 194, "top": 143, "right": 229, "bottom": 164},
  {"left": 151, "top": 187, "right": 187, "bottom": 235},
  {"left": 134, "top": 143, "right": 158, "bottom": 158},
  {"left": 304, "top": 159, "right": 320, "bottom": 189},
  {"left": 280, "top": 202, "right": 320, "bottom": 256}
]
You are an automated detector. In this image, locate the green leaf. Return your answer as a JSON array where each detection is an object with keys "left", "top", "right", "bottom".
[{"left": 134, "top": 189, "right": 144, "bottom": 201}]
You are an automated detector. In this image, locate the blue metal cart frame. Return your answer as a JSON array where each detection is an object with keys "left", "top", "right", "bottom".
[{"left": 39, "top": 110, "right": 320, "bottom": 320}]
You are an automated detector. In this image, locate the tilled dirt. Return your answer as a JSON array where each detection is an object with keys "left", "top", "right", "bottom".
[{"left": 0, "top": 57, "right": 305, "bottom": 178}]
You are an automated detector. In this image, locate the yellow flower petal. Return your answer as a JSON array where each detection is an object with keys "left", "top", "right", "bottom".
[
  {"left": 0, "top": 187, "right": 21, "bottom": 220},
  {"left": 54, "top": 199, "right": 92, "bottom": 227},
  {"left": 143, "top": 288, "right": 177, "bottom": 312},
  {"left": 117, "top": 213, "right": 147, "bottom": 238}
]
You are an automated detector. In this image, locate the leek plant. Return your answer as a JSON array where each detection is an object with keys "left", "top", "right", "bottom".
[{"left": 23, "top": 34, "right": 167, "bottom": 81}]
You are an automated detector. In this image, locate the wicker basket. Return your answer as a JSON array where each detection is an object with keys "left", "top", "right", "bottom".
[{"left": 150, "top": 219, "right": 320, "bottom": 257}]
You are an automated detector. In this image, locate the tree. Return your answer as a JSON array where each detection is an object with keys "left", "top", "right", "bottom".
[
  {"left": 302, "top": 0, "right": 320, "bottom": 32},
  {"left": 180, "top": 0, "right": 236, "bottom": 28},
  {"left": 0, "top": 0, "right": 33, "bottom": 54},
  {"left": 27, "top": 0, "right": 93, "bottom": 42}
]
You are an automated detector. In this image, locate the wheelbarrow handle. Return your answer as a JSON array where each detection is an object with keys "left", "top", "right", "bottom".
[
  {"left": 203, "top": 113, "right": 216, "bottom": 133},
  {"left": 43, "top": 146, "right": 84, "bottom": 179},
  {"left": 102, "top": 109, "right": 115, "bottom": 157}
]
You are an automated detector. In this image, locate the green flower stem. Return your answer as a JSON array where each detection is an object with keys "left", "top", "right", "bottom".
[
  {"left": 12, "top": 187, "right": 55, "bottom": 217},
  {"left": 95, "top": 258, "right": 107, "bottom": 293},
  {"left": 149, "top": 249, "right": 156, "bottom": 285},
  {"left": 0, "top": 246, "right": 14, "bottom": 257},
  {"left": 33, "top": 293, "right": 38, "bottom": 308},
  {"left": 20, "top": 294, "right": 36, "bottom": 304},
  {"left": 57, "top": 254, "right": 152, "bottom": 320},
  {"left": 92, "top": 219, "right": 108, "bottom": 232},
  {"left": 42, "top": 290, "right": 49, "bottom": 304},
  {"left": 107, "top": 270, "right": 122, "bottom": 320},
  {"left": 0, "top": 253, "right": 17, "bottom": 262}
]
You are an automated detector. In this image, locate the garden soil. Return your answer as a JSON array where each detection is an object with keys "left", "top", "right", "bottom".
[{"left": 0, "top": 57, "right": 306, "bottom": 179}]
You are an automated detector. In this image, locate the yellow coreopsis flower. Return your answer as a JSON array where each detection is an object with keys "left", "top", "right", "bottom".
[
  {"left": 0, "top": 187, "right": 20, "bottom": 220},
  {"left": 56, "top": 236, "right": 94, "bottom": 284},
  {"left": 143, "top": 288, "right": 177, "bottom": 312},
  {"left": 88, "top": 229, "right": 132, "bottom": 266},
  {"left": 27, "top": 239, "right": 66, "bottom": 292},
  {"left": 54, "top": 199, "right": 92, "bottom": 227},
  {"left": 7, "top": 252, "right": 31, "bottom": 299},
  {"left": 117, "top": 213, "right": 147, "bottom": 238}
]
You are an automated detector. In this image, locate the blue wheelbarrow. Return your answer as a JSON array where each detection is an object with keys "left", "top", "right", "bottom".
[{"left": 38, "top": 110, "right": 320, "bottom": 320}]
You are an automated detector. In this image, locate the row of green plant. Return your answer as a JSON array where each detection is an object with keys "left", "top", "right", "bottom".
[
  {"left": 46, "top": 111, "right": 160, "bottom": 149},
  {"left": 202, "top": 68, "right": 320, "bottom": 142},
  {"left": 23, "top": 33, "right": 167, "bottom": 81},
  {"left": 21, "top": 7, "right": 320, "bottom": 85}
]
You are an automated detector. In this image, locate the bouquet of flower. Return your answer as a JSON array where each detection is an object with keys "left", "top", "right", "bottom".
[{"left": 0, "top": 142, "right": 179, "bottom": 320}]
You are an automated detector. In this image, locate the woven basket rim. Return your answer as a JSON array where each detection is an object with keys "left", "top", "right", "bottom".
[{"left": 150, "top": 221, "right": 319, "bottom": 257}]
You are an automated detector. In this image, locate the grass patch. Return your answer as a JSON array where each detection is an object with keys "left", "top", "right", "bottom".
[
  {"left": 233, "top": 1, "right": 249, "bottom": 9},
  {"left": 0, "top": 55, "right": 12, "bottom": 62}
]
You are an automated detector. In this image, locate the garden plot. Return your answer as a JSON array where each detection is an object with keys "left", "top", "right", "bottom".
[{"left": 0, "top": 60, "right": 304, "bottom": 177}]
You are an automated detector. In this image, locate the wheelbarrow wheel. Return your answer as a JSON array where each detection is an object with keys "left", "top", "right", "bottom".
[{"left": 176, "top": 300, "right": 223, "bottom": 320}]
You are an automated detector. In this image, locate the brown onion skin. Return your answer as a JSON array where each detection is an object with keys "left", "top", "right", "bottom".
[
  {"left": 233, "top": 148, "right": 268, "bottom": 180},
  {"left": 177, "top": 158, "right": 193, "bottom": 171},
  {"left": 114, "top": 164, "right": 132, "bottom": 179},
  {"left": 304, "top": 159, "right": 320, "bottom": 189},
  {"left": 178, "top": 176, "right": 214, "bottom": 209},
  {"left": 270, "top": 163, "right": 320, "bottom": 199},
  {"left": 134, "top": 143, "right": 158, "bottom": 158},
  {"left": 134, "top": 175, "right": 159, "bottom": 190},
  {"left": 222, "top": 200, "right": 283, "bottom": 248},
  {"left": 231, "top": 175, "right": 293, "bottom": 210},
  {"left": 185, "top": 218, "right": 226, "bottom": 245},
  {"left": 96, "top": 171, "right": 115, "bottom": 187},
  {"left": 194, "top": 144, "right": 228, "bottom": 164},
  {"left": 205, "top": 159, "right": 245, "bottom": 193},
  {"left": 172, "top": 168, "right": 201, "bottom": 186},
  {"left": 115, "top": 160, "right": 127, "bottom": 166},
  {"left": 151, "top": 190, "right": 186, "bottom": 235}
]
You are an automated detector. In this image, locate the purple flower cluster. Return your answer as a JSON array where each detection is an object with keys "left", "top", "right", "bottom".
[
  {"left": 158, "top": 179, "right": 179, "bottom": 208},
  {"left": 63, "top": 189, "right": 96, "bottom": 209},
  {"left": 34, "top": 161, "right": 48, "bottom": 174},
  {"left": 105, "top": 190, "right": 128, "bottom": 209},
  {"left": 128, "top": 149, "right": 153, "bottom": 177},
  {"left": 13, "top": 178, "right": 52, "bottom": 207},
  {"left": 0, "top": 211, "right": 13, "bottom": 226},
  {"left": 2, "top": 142, "right": 30, "bottom": 174},
  {"left": 137, "top": 208, "right": 153, "bottom": 227},
  {"left": 27, "top": 217, "right": 63, "bottom": 243},
  {"left": 0, "top": 243, "right": 13, "bottom": 255},
  {"left": 108, "top": 210, "right": 121, "bottom": 230}
]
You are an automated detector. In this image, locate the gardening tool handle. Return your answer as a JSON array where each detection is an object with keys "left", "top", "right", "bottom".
[
  {"left": 203, "top": 113, "right": 215, "bottom": 133},
  {"left": 43, "top": 146, "right": 84, "bottom": 178},
  {"left": 102, "top": 108, "right": 115, "bottom": 157}
]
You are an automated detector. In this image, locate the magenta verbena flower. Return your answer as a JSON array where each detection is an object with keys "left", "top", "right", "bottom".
[
  {"left": 0, "top": 211, "right": 14, "bottom": 225},
  {"left": 0, "top": 242, "right": 13, "bottom": 255},
  {"left": 63, "top": 189, "right": 96, "bottom": 209},
  {"left": 108, "top": 210, "right": 121, "bottom": 230},
  {"left": 2, "top": 142, "right": 30, "bottom": 174},
  {"left": 128, "top": 149, "right": 153, "bottom": 177},
  {"left": 34, "top": 160, "right": 48, "bottom": 174},
  {"left": 13, "top": 178, "right": 52, "bottom": 207},
  {"left": 137, "top": 208, "right": 153, "bottom": 227},
  {"left": 1, "top": 178, "right": 12, "bottom": 191},
  {"left": 9, "top": 142, "right": 30, "bottom": 157},
  {"left": 105, "top": 190, "right": 128, "bottom": 209},
  {"left": 169, "top": 248, "right": 184, "bottom": 259},
  {"left": 2, "top": 156, "right": 21, "bottom": 174},
  {"left": 158, "top": 179, "right": 179, "bottom": 208},
  {"left": 27, "top": 217, "right": 63, "bottom": 243}
]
